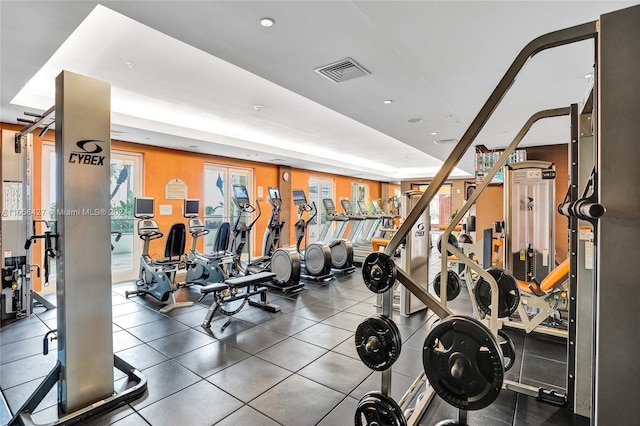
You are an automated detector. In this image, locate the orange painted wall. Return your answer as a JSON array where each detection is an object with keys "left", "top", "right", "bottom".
[
  {"left": 111, "top": 141, "right": 279, "bottom": 258},
  {"left": 3, "top": 122, "right": 393, "bottom": 285}
]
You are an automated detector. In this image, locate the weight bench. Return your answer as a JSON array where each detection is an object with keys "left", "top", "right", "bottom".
[{"left": 199, "top": 271, "right": 280, "bottom": 330}]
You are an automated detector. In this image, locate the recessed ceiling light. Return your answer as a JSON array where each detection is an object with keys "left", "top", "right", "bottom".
[
  {"left": 126, "top": 61, "right": 134, "bottom": 69},
  {"left": 254, "top": 105, "right": 264, "bottom": 111},
  {"left": 260, "top": 18, "right": 275, "bottom": 27},
  {"left": 431, "top": 132, "right": 438, "bottom": 135},
  {"left": 383, "top": 100, "right": 393, "bottom": 104},
  {"left": 408, "top": 118, "right": 422, "bottom": 123},
  {"left": 584, "top": 73, "right": 593, "bottom": 79}
]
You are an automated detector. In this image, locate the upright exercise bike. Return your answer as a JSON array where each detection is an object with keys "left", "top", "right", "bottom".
[
  {"left": 125, "top": 197, "right": 193, "bottom": 313},
  {"left": 292, "top": 189, "right": 334, "bottom": 282},
  {"left": 182, "top": 199, "right": 228, "bottom": 286},
  {"left": 229, "top": 185, "right": 303, "bottom": 293}
]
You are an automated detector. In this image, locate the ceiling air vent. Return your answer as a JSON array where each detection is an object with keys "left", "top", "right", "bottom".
[
  {"left": 433, "top": 138, "right": 459, "bottom": 146},
  {"left": 314, "top": 57, "right": 370, "bottom": 83}
]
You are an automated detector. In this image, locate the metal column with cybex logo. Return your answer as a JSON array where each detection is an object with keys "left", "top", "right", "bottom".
[{"left": 55, "top": 70, "right": 114, "bottom": 412}]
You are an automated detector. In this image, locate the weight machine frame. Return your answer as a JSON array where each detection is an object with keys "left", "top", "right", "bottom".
[
  {"left": 6, "top": 71, "right": 146, "bottom": 426},
  {"left": 370, "top": 7, "right": 640, "bottom": 423}
]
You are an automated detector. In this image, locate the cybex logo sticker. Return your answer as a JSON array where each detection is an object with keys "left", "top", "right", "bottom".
[
  {"left": 415, "top": 222, "right": 426, "bottom": 237},
  {"left": 69, "top": 140, "right": 106, "bottom": 165}
]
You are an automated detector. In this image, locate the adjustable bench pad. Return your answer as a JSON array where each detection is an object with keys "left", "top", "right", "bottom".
[{"left": 226, "top": 272, "right": 276, "bottom": 288}]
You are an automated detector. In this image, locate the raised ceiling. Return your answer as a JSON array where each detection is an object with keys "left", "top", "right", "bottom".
[{"left": 2, "top": 1, "right": 637, "bottom": 181}]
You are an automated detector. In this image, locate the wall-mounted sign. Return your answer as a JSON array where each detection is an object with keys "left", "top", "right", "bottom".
[{"left": 165, "top": 178, "right": 188, "bottom": 200}]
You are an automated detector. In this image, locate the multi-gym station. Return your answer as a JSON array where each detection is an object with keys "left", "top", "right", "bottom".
[{"left": 1, "top": 2, "right": 638, "bottom": 425}]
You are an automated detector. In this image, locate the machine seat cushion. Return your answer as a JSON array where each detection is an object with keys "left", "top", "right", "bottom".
[
  {"left": 153, "top": 257, "right": 182, "bottom": 266},
  {"left": 225, "top": 272, "right": 276, "bottom": 288}
]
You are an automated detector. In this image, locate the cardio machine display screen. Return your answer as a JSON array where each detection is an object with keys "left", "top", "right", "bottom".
[
  {"left": 358, "top": 200, "right": 368, "bottom": 213},
  {"left": 268, "top": 187, "right": 281, "bottom": 200},
  {"left": 323, "top": 198, "right": 335, "bottom": 211},
  {"left": 233, "top": 185, "right": 250, "bottom": 205},
  {"left": 292, "top": 189, "right": 307, "bottom": 205},
  {"left": 134, "top": 197, "right": 155, "bottom": 218},
  {"left": 184, "top": 199, "right": 199, "bottom": 217},
  {"left": 340, "top": 199, "right": 353, "bottom": 213}
]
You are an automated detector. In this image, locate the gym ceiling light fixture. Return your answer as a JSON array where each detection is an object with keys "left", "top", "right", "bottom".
[
  {"left": 383, "top": 100, "right": 393, "bottom": 104},
  {"left": 260, "top": 18, "right": 275, "bottom": 27},
  {"left": 584, "top": 73, "right": 593, "bottom": 79}
]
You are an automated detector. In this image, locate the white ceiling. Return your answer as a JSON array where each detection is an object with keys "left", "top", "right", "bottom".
[{"left": 2, "top": 1, "right": 638, "bottom": 181}]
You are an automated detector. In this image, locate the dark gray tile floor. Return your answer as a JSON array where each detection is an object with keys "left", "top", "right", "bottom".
[{"left": 1, "top": 246, "right": 577, "bottom": 425}]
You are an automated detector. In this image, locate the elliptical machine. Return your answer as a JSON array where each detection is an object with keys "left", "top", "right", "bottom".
[
  {"left": 320, "top": 198, "right": 356, "bottom": 274},
  {"left": 230, "top": 185, "right": 303, "bottom": 293},
  {"left": 125, "top": 197, "right": 194, "bottom": 313},
  {"left": 292, "top": 189, "right": 334, "bottom": 282},
  {"left": 263, "top": 187, "right": 285, "bottom": 257}
]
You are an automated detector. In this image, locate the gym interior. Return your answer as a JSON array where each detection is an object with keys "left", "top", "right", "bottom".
[{"left": 1, "top": 2, "right": 639, "bottom": 425}]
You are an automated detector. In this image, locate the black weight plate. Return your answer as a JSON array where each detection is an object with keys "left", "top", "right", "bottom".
[
  {"left": 474, "top": 268, "right": 520, "bottom": 318},
  {"left": 355, "top": 391, "right": 407, "bottom": 426},
  {"left": 433, "top": 270, "right": 462, "bottom": 301},
  {"left": 497, "top": 329, "right": 516, "bottom": 372},
  {"left": 355, "top": 315, "right": 402, "bottom": 371},
  {"left": 422, "top": 315, "right": 504, "bottom": 411},
  {"left": 362, "top": 252, "right": 397, "bottom": 294},
  {"left": 437, "top": 234, "right": 459, "bottom": 255}
]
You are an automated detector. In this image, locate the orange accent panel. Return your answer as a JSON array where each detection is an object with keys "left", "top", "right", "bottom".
[{"left": 517, "top": 257, "right": 570, "bottom": 294}]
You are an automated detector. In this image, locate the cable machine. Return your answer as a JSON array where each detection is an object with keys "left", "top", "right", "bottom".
[
  {"left": 354, "top": 5, "right": 639, "bottom": 425},
  {"left": 7, "top": 71, "right": 146, "bottom": 425}
]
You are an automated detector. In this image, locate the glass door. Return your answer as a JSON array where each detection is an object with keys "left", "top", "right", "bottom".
[
  {"left": 308, "top": 177, "right": 333, "bottom": 243},
  {"left": 41, "top": 144, "right": 142, "bottom": 286},
  {"left": 351, "top": 182, "right": 369, "bottom": 211},
  {"left": 110, "top": 152, "right": 142, "bottom": 283},
  {"left": 203, "top": 164, "right": 252, "bottom": 254}
]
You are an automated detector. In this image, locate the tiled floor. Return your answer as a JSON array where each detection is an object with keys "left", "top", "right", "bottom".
[{"left": 1, "top": 249, "right": 580, "bottom": 425}]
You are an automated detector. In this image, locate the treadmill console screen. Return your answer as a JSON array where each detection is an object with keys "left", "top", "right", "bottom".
[
  {"left": 340, "top": 199, "right": 353, "bottom": 213},
  {"left": 323, "top": 198, "right": 336, "bottom": 212}
]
